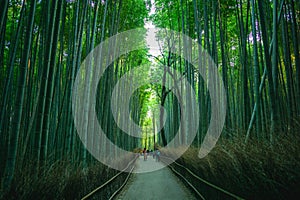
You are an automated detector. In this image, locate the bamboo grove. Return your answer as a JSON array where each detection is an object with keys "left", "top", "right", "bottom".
[
  {"left": 0, "top": 0, "right": 149, "bottom": 193},
  {"left": 0, "top": 0, "right": 299, "bottom": 196},
  {"left": 151, "top": 0, "right": 300, "bottom": 143}
]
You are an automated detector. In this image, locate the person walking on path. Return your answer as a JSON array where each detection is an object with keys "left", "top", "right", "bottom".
[
  {"left": 155, "top": 149, "right": 160, "bottom": 162},
  {"left": 143, "top": 148, "right": 147, "bottom": 161}
]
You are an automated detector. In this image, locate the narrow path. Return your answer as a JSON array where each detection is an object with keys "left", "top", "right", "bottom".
[{"left": 116, "top": 155, "right": 196, "bottom": 200}]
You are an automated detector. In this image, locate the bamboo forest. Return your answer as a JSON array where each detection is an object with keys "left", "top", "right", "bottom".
[{"left": 0, "top": 0, "right": 299, "bottom": 199}]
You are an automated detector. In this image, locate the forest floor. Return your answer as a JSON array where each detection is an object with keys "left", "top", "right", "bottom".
[{"left": 116, "top": 155, "right": 196, "bottom": 200}]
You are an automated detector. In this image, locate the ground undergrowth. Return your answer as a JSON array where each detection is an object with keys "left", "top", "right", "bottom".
[
  {"left": 163, "top": 122, "right": 300, "bottom": 199},
  {"left": 1, "top": 155, "right": 135, "bottom": 200}
]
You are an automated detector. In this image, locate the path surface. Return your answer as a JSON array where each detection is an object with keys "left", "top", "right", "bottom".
[{"left": 116, "top": 155, "right": 196, "bottom": 200}]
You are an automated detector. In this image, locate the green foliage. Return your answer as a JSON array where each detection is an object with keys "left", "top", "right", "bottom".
[
  {"left": 120, "top": 0, "right": 149, "bottom": 30},
  {"left": 1, "top": 0, "right": 300, "bottom": 197}
]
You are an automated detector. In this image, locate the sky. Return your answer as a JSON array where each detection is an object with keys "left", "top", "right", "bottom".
[{"left": 144, "top": 0, "right": 161, "bottom": 57}]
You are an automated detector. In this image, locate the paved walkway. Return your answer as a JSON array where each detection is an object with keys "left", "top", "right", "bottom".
[{"left": 116, "top": 155, "right": 196, "bottom": 200}]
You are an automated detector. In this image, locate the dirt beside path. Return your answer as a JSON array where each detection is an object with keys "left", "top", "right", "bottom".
[{"left": 116, "top": 155, "right": 196, "bottom": 200}]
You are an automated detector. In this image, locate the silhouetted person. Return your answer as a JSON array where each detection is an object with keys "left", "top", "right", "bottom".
[{"left": 143, "top": 148, "right": 147, "bottom": 161}]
